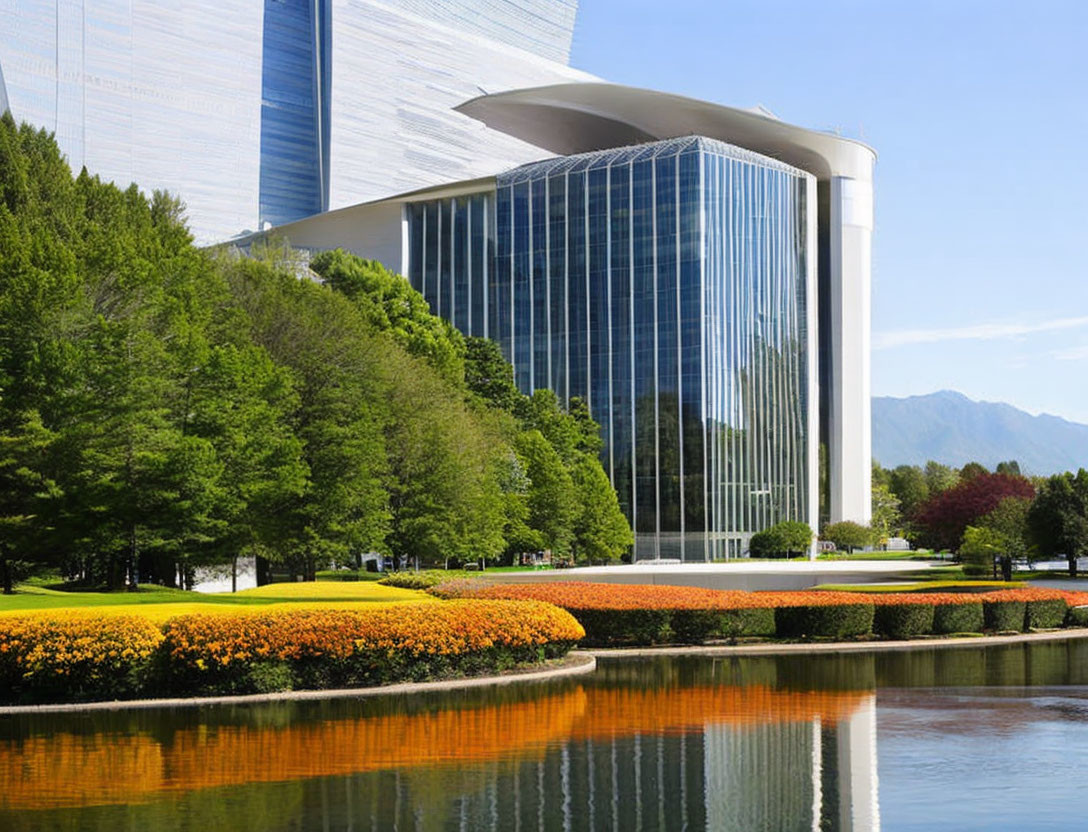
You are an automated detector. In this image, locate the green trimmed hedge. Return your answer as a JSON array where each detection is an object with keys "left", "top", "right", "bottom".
[
  {"left": 378, "top": 570, "right": 470, "bottom": 589},
  {"left": 1025, "top": 598, "right": 1067, "bottom": 630},
  {"left": 668, "top": 608, "right": 778, "bottom": 643},
  {"left": 774, "top": 603, "right": 874, "bottom": 639},
  {"left": 932, "top": 601, "right": 984, "bottom": 634},
  {"left": 983, "top": 599, "right": 1026, "bottom": 632},
  {"left": 873, "top": 603, "right": 935, "bottom": 639},
  {"left": 572, "top": 609, "right": 671, "bottom": 646},
  {"left": 1067, "top": 605, "right": 1088, "bottom": 627},
  {"left": 720, "top": 607, "right": 777, "bottom": 638}
]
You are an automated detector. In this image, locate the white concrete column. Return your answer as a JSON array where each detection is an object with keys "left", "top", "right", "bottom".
[
  {"left": 829, "top": 174, "right": 873, "bottom": 525},
  {"left": 805, "top": 174, "right": 821, "bottom": 557}
]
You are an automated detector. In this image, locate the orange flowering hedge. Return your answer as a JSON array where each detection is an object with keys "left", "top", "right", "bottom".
[
  {"left": 431, "top": 581, "right": 1079, "bottom": 644},
  {"left": 161, "top": 600, "right": 584, "bottom": 692},
  {"left": 974, "top": 587, "right": 1068, "bottom": 631},
  {"left": 0, "top": 601, "right": 583, "bottom": 704},
  {"left": 0, "top": 613, "right": 164, "bottom": 703}
]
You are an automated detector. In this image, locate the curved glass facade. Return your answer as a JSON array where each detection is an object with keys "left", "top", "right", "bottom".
[{"left": 407, "top": 137, "right": 816, "bottom": 560}]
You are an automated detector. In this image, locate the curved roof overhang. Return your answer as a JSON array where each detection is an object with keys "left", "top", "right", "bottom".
[{"left": 456, "top": 82, "right": 875, "bottom": 182}]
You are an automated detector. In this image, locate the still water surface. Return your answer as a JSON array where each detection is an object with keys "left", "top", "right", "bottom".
[{"left": 3, "top": 640, "right": 1088, "bottom": 831}]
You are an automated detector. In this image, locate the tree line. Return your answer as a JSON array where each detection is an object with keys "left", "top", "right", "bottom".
[
  {"left": 0, "top": 115, "right": 632, "bottom": 592},
  {"left": 872, "top": 458, "right": 1088, "bottom": 577}
]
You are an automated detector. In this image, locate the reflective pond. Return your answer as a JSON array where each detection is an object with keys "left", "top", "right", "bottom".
[{"left": 4, "top": 640, "right": 1088, "bottom": 831}]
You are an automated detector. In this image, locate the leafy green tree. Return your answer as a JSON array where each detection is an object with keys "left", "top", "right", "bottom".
[
  {"left": 382, "top": 346, "right": 506, "bottom": 568},
  {"left": 494, "top": 449, "right": 540, "bottom": 565},
  {"left": 224, "top": 259, "right": 391, "bottom": 578},
  {"left": 514, "top": 429, "right": 576, "bottom": 557},
  {"left": 959, "top": 525, "right": 1003, "bottom": 577},
  {"left": 889, "top": 465, "right": 930, "bottom": 519},
  {"left": 821, "top": 521, "right": 873, "bottom": 554},
  {"left": 464, "top": 336, "right": 522, "bottom": 412},
  {"left": 1028, "top": 471, "right": 1088, "bottom": 577},
  {"left": 309, "top": 249, "right": 466, "bottom": 385},
  {"left": 924, "top": 461, "right": 960, "bottom": 495},
  {"left": 180, "top": 343, "right": 308, "bottom": 585},
  {"left": 871, "top": 483, "right": 902, "bottom": 541},
  {"left": 567, "top": 396, "right": 604, "bottom": 456},
  {"left": 959, "top": 461, "right": 988, "bottom": 481},
  {"left": 913, "top": 472, "right": 1034, "bottom": 554},
  {"left": 871, "top": 461, "right": 891, "bottom": 489},
  {"left": 570, "top": 454, "right": 633, "bottom": 563},
  {"left": 776, "top": 520, "right": 814, "bottom": 555},
  {"left": 519, "top": 389, "right": 582, "bottom": 465},
  {"left": 995, "top": 460, "right": 1022, "bottom": 477},
  {"left": 977, "top": 495, "right": 1034, "bottom": 580}
]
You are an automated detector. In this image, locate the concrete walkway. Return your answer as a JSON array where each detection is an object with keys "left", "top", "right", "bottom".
[{"left": 483, "top": 560, "right": 939, "bottom": 591}]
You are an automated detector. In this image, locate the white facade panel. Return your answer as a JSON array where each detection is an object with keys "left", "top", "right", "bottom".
[
  {"left": 270, "top": 199, "right": 407, "bottom": 271},
  {"left": 382, "top": 0, "right": 579, "bottom": 63},
  {"left": 829, "top": 175, "right": 874, "bottom": 525},
  {"left": 327, "top": 0, "right": 594, "bottom": 212},
  {"left": 0, "top": 0, "right": 265, "bottom": 246}
]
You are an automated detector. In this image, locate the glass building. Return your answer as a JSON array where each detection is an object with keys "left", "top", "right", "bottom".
[{"left": 406, "top": 137, "right": 817, "bottom": 560}]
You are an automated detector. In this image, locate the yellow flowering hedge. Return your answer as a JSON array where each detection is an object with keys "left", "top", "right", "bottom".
[
  {"left": 0, "top": 613, "right": 164, "bottom": 702},
  {"left": 0, "top": 600, "right": 584, "bottom": 704},
  {"left": 161, "top": 600, "right": 583, "bottom": 692}
]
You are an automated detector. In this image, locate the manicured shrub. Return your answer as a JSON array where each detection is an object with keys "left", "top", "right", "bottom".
[
  {"left": 774, "top": 601, "right": 874, "bottom": 639},
  {"left": 720, "top": 607, "right": 777, "bottom": 638},
  {"left": 0, "top": 613, "right": 164, "bottom": 704},
  {"left": 0, "top": 600, "right": 583, "bottom": 704},
  {"left": 1066, "top": 605, "right": 1088, "bottom": 627},
  {"left": 433, "top": 581, "right": 781, "bottom": 645},
  {"left": 379, "top": 570, "right": 469, "bottom": 589},
  {"left": 978, "top": 589, "right": 1067, "bottom": 632},
  {"left": 747, "top": 529, "right": 787, "bottom": 558},
  {"left": 573, "top": 609, "right": 670, "bottom": 646},
  {"left": 872, "top": 601, "right": 935, "bottom": 639},
  {"left": 1026, "top": 599, "right": 1068, "bottom": 630},
  {"left": 668, "top": 609, "right": 720, "bottom": 644},
  {"left": 932, "top": 601, "right": 984, "bottom": 634},
  {"left": 983, "top": 599, "right": 1026, "bottom": 632},
  {"left": 160, "top": 600, "right": 583, "bottom": 693}
]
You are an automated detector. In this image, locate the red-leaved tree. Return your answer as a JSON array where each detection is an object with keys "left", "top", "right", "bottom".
[{"left": 913, "top": 472, "right": 1035, "bottom": 552}]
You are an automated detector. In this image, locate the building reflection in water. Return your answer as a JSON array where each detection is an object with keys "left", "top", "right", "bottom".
[{"left": 0, "top": 657, "right": 882, "bottom": 832}]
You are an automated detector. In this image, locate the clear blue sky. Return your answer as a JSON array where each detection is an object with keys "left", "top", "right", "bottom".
[{"left": 570, "top": 0, "right": 1088, "bottom": 422}]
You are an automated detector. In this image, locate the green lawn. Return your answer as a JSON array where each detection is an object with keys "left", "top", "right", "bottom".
[
  {"left": 814, "top": 579, "right": 1023, "bottom": 593},
  {"left": 0, "top": 580, "right": 429, "bottom": 615}
]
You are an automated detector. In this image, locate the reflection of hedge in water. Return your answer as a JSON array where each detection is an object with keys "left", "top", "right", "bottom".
[{"left": 0, "top": 683, "right": 869, "bottom": 811}]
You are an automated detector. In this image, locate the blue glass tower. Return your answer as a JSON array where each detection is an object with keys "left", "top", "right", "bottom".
[
  {"left": 259, "top": 0, "right": 331, "bottom": 228},
  {"left": 407, "top": 137, "right": 817, "bottom": 560}
]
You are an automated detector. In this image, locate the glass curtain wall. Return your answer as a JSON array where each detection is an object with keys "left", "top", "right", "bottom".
[
  {"left": 406, "top": 137, "right": 813, "bottom": 561},
  {"left": 259, "top": 0, "right": 331, "bottom": 227}
]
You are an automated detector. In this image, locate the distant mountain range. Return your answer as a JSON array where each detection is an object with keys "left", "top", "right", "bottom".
[{"left": 871, "top": 390, "right": 1088, "bottom": 475}]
